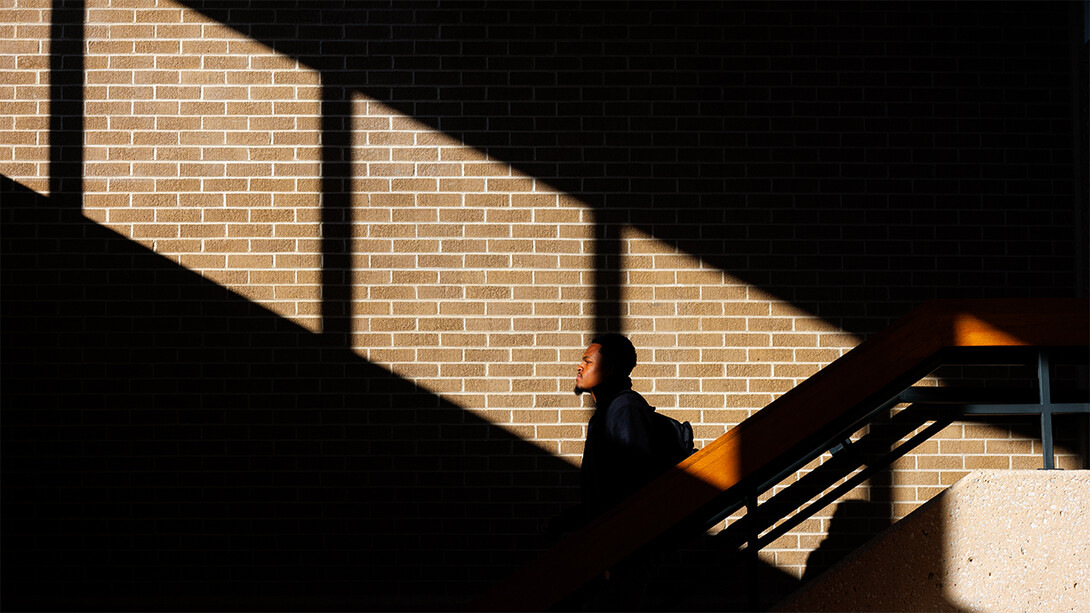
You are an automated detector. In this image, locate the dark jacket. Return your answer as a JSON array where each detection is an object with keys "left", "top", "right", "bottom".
[{"left": 580, "top": 384, "right": 663, "bottom": 516}]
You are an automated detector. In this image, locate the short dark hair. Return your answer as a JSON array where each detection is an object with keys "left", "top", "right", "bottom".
[{"left": 590, "top": 333, "right": 637, "bottom": 377}]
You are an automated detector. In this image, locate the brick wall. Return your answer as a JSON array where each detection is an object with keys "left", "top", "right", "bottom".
[{"left": 2, "top": 1, "right": 1085, "bottom": 610}]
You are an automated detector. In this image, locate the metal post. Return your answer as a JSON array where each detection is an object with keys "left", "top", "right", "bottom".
[
  {"left": 746, "top": 491, "right": 760, "bottom": 610},
  {"left": 1038, "top": 351, "right": 1056, "bottom": 469}
]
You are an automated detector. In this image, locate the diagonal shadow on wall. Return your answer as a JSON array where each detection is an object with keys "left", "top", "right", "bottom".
[
  {"left": 0, "top": 3, "right": 790, "bottom": 610},
  {"left": 1, "top": 5, "right": 579, "bottom": 601},
  {"left": 0, "top": 173, "right": 583, "bottom": 610},
  {"left": 176, "top": 1, "right": 1081, "bottom": 338}
]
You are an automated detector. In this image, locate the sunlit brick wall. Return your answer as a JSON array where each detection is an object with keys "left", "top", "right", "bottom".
[
  {"left": 2, "top": 0, "right": 1084, "bottom": 609},
  {"left": 0, "top": 0, "right": 50, "bottom": 192}
]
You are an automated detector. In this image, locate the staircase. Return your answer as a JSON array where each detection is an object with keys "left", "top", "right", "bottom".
[{"left": 470, "top": 298, "right": 1090, "bottom": 611}]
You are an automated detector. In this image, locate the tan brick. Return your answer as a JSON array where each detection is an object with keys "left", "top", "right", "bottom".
[
  {"left": 368, "top": 132, "right": 414, "bottom": 146},
  {"left": 699, "top": 348, "right": 749, "bottom": 363},
  {"left": 466, "top": 318, "right": 513, "bottom": 332},
  {"left": 794, "top": 348, "right": 843, "bottom": 363},
  {"left": 442, "top": 207, "right": 488, "bottom": 225},
  {"left": 672, "top": 394, "right": 724, "bottom": 409},
  {"left": 701, "top": 378, "right": 748, "bottom": 393},
  {"left": 964, "top": 455, "right": 1010, "bottom": 470},
  {"left": 488, "top": 363, "right": 535, "bottom": 378},
  {"left": 174, "top": 253, "right": 225, "bottom": 269},
  {"left": 367, "top": 285, "right": 413, "bottom": 301},
  {"left": 749, "top": 379, "right": 795, "bottom": 393},
  {"left": 537, "top": 425, "right": 584, "bottom": 439},
  {"left": 155, "top": 208, "right": 202, "bottom": 223},
  {"left": 458, "top": 194, "right": 505, "bottom": 208},
  {"left": 418, "top": 318, "right": 464, "bottom": 331},
  {"left": 131, "top": 130, "right": 179, "bottom": 147},
  {"left": 227, "top": 224, "right": 273, "bottom": 238},
  {"left": 250, "top": 271, "right": 296, "bottom": 285},
  {"left": 439, "top": 333, "right": 488, "bottom": 347},
  {"left": 156, "top": 55, "right": 200, "bottom": 70},
  {"left": 984, "top": 439, "right": 1033, "bottom": 454},
  {"left": 939, "top": 440, "right": 986, "bottom": 454},
  {"left": 678, "top": 363, "right": 724, "bottom": 378},
  {"left": 85, "top": 129, "right": 131, "bottom": 146},
  {"left": 930, "top": 423, "right": 965, "bottom": 439},
  {"left": 772, "top": 333, "right": 818, "bottom": 347},
  {"left": 367, "top": 348, "right": 415, "bottom": 363},
  {"left": 773, "top": 363, "right": 822, "bottom": 378},
  {"left": 350, "top": 333, "right": 392, "bottom": 348},
  {"left": 917, "top": 455, "right": 963, "bottom": 470},
  {"left": 938, "top": 470, "right": 970, "bottom": 486},
  {"left": 1055, "top": 455, "right": 1082, "bottom": 470},
  {"left": 106, "top": 208, "right": 153, "bottom": 223},
  {"left": 131, "top": 224, "right": 178, "bottom": 239},
  {"left": 912, "top": 440, "right": 940, "bottom": 455},
  {"left": 203, "top": 239, "right": 250, "bottom": 253},
  {"left": 200, "top": 208, "right": 246, "bottom": 223},
  {"left": 179, "top": 193, "right": 224, "bottom": 207},
  {"left": 227, "top": 254, "right": 273, "bottom": 268}
]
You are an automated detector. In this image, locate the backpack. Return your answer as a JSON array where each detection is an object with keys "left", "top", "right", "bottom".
[{"left": 650, "top": 409, "right": 697, "bottom": 467}]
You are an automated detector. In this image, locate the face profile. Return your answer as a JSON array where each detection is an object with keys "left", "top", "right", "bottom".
[{"left": 574, "top": 343, "right": 610, "bottom": 396}]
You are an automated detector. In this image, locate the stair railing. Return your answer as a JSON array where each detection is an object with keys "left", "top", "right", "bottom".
[{"left": 469, "top": 298, "right": 1089, "bottom": 612}]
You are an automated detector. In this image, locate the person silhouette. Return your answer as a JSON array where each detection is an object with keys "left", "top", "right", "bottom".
[{"left": 544, "top": 333, "right": 662, "bottom": 536}]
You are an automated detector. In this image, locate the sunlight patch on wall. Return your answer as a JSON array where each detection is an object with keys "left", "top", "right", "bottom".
[
  {"left": 57, "top": 0, "right": 868, "bottom": 462},
  {"left": 80, "top": 0, "right": 323, "bottom": 331},
  {"left": 620, "top": 225, "right": 860, "bottom": 445},
  {"left": 348, "top": 93, "right": 595, "bottom": 455},
  {"left": 0, "top": 0, "right": 51, "bottom": 195}
]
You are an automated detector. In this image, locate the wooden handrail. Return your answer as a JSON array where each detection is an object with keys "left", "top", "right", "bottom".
[{"left": 469, "top": 298, "right": 1089, "bottom": 611}]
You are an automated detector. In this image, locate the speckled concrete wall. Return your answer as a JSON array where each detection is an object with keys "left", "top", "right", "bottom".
[{"left": 774, "top": 470, "right": 1090, "bottom": 612}]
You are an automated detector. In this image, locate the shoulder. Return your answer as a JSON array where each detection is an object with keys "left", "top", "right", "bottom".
[
  {"left": 603, "top": 390, "right": 653, "bottom": 424},
  {"left": 609, "top": 389, "right": 651, "bottom": 411}
]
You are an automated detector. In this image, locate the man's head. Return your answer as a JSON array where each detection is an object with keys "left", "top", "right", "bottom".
[{"left": 574, "top": 333, "right": 637, "bottom": 396}]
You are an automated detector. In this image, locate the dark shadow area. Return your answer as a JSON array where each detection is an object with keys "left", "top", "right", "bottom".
[
  {"left": 800, "top": 499, "right": 889, "bottom": 582},
  {"left": 176, "top": 0, "right": 1082, "bottom": 337},
  {"left": 558, "top": 546, "right": 800, "bottom": 613},
  {"left": 319, "top": 83, "right": 354, "bottom": 346},
  {"left": 592, "top": 209, "right": 625, "bottom": 335},
  {"left": 0, "top": 175, "right": 577, "bottom": 611},
  {"left": 47, "top": 0, "right": 82, "bottom": 200}
]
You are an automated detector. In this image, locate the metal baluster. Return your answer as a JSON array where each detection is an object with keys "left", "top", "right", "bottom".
[
  {"left": 746, "top": 490, "right": 760, "bottom": 611},
  {"left": 1039, "top": 351, "right": 1056, "bottom": 469}
]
